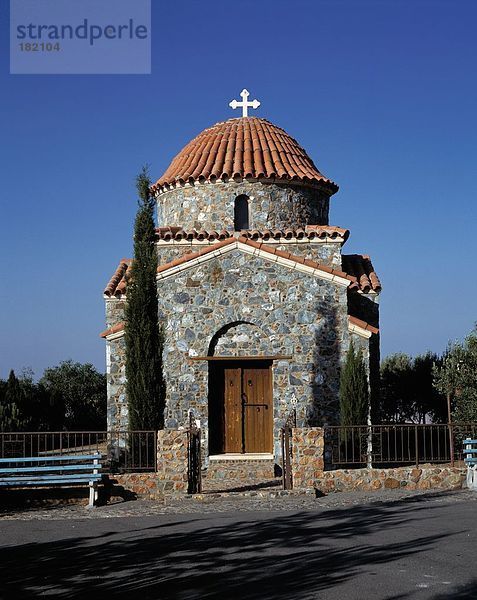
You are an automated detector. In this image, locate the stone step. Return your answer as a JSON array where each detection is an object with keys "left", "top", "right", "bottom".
[
  {"left": 202, "top": 477, "right": 282, "bottom": 494},
  {"left": 185, "top": 487, "right": 315, "bottom": 500}
]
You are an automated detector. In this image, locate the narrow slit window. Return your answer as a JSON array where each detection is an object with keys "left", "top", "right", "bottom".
[{"left": 234, "top": 195, "right": 250, "bottom": 230}]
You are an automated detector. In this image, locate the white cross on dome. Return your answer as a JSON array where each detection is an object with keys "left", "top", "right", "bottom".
[{"left": 229, "top": 89, "right": 260, "bottom": 117}]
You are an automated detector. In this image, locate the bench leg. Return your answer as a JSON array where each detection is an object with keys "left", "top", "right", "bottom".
[
  {"left": 88, "top": 482, "right": 96, "bottom": 508},
  {"left": 468, "top": 466, "right": 477, "bottom": 491}
]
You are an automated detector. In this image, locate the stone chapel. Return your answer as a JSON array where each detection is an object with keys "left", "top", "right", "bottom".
[{"left": 101, "top": 90, "right": 381, "bottom": 472}]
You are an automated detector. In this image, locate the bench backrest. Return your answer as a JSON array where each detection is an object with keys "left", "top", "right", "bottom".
[
  {"left": 0, "top": 453, "right": 102, "bottom": 480},
  {"left": 0, "top": 453, "right": 102, "bottom": 464},
  {"left": 464, "top": 439, "right": 477, "bottom": 492},
  {"left": 463, "top": 439, "right": 477, "bottom": 466}
]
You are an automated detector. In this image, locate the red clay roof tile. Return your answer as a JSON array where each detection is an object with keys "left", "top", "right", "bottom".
[
  {"left": 155, "top": 226, "right": 349, "bottom": 243},
  {"left": 103, "top": 260, "right": 131, "bottom": 297},
  {"left": 99, "top": 322, "right": 125, "bottom": 338},
  {"left": 348, "top": 315, "right": 379, "bottom": 335},
  {"left": 342, "top": 254, "right": 382, "bottom": 293},
  {"left": 151, "top": 118, "right": 338, "bottom": 194}
]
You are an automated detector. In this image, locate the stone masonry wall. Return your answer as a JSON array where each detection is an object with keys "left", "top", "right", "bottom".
[
  {"left": 103, "top": 263, "right": 375, "bottom": 442},
  {"left": 156, "top": 429, "right": 189, "bottom": 494},
  {"left": 111, "top": 473, "right": 164, "bottom": 499},
  {"left": 348, "top": 331, "right": 371, "bottom": 368},
  {"left": 156, "top": 240, "right": 343, "bottom": 270},
  {"left": 157, "top": 181, "right": 330, "bottom": 231},
  {"left": 105, "top": 298, "right": 125, "bottom": 329},
  {"left": 292, "top": 427, "right": 325, "bottom": 489},
  {"left": 203, "top": 459, "right": 276, "bottom": 492},
  {"left": 315, "top": 466, "right": 467, "bottom": 493},
  {"left": 105, "top": 299, "right": 127, "bottom": 432},
  {"left": 273, "top": 241, "right": 342, "bottom": 269},
  {"left": 158, "top": 249, "right": 350, "bottom": 459},
  {"left": 106, "top": 336, "right": 127, "bottom": 431}
]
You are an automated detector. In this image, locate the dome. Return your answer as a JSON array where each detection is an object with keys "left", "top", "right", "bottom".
[{"left": 151, "top": 117, "right": 338, "bottom": 195}]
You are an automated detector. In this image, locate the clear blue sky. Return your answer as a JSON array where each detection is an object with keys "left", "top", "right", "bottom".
[{"left": 1, "top": 0, "right": 476, "bottom": 379}]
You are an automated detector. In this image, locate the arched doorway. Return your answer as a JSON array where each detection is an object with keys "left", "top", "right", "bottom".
[{"left": 208, "top": 322, "right": 273, "bottom": 455}]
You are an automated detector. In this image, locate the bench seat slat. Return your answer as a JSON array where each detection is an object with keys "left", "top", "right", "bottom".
[
  {"left": 0, "top": 474, "right": 102, "bottom": 484},
  {"left": 0, "top": 471, "right": 102, "bottom": 483},
  {"left": 0, "top": 475, "right": 101, "bottom": 486},
  {"left": 0, "top": 454, "right": 101, "bottom": 464},
  {"left": 0, "top": 473, "right": 102, "bottom": 482},
  {"left": 0, "top": 464, "right": 101, "bottom": 474},
  {"left": 0, "top": 478, "right": 102, "bottom": 487}
]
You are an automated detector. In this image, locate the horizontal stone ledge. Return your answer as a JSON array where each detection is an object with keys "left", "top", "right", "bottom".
[{"left": 209, "top": 453, "right": 275, "bottom": 461}]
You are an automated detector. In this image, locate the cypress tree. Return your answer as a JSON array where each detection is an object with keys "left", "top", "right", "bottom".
[
  {"left": 339, "top": 341, "right": 369, "bottom": 426},
  {"left": 125, "top": 166, "right": 165, "bottom": 430},
  {"left": 0, "top": 370, "right": 24, "bottom": 431}
]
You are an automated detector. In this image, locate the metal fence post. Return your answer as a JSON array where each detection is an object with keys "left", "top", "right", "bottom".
[
  {"left": 283, "top": 425, "right": 292, "bottom": 490},
  {"left": 449, "top": 422, "right": 455, "bottom": 467},
  {"left": 281, "top": 412, "right": 294, "bottom": 490},
  {"left": 415, "top": 425, "right": 419, "bottom": 468}
]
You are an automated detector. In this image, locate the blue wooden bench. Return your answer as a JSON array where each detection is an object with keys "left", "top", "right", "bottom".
[
  {"left": 0, "top": 453, "right": 102, "bottom": 507},
  {"left": 463, "top": 439, "right": 477, "bottom": 491}
]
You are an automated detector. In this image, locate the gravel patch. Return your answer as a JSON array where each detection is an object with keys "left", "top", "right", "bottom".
[{"left": 0, "top": 488, "right": 474, "bottom": 520}]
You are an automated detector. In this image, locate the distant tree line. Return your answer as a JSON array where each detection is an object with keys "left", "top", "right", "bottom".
[
  {"left": 434, "top": 326, "right": 477, "bottom": 423},
  {"left": 376, "top": 351, "right": 446, "bottom": 423},
  {"left": 339, "top": 325, "right": 477, "bottom": 425},
  {"left": 0, "top": 361, "right": 106, "bottom": 432}
]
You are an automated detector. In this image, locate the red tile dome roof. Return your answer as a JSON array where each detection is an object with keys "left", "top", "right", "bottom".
[{"left": 151, "top": 117, "right": 338, "bottom": 195}]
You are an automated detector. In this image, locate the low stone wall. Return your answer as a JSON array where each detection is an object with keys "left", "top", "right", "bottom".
[
  {"left": 106, "top": 428, "right": 468, "bottom": 499},
  {"left": 290, "top": 427, "right": 467, "bottom": 493},
  {"left": 107, "top": 429, "right": 189, "bottom": 499},
  {"left": 156, "top": 429, "right": 189, "bottom": 494},
  {"left": 292, "top": 427, "right": 324, "bottom": 489},
  {"left": 313, "top": 465, "right": 467, "bottom": 493},
  {"left": 110, "top": 473, "right": 164, "bottom": 499}
]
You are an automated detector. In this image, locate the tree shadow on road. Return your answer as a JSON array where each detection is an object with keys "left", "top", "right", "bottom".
[
  {"left": 431, "top": 579, "right": 477, "bottom": 599},
  {"left": 0, "top": 493, "right": 469, "bottom": 599}
]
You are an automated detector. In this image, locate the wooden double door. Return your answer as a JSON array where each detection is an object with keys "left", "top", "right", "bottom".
[{"left": 209, "top": 361, "right": 273, "bottom": 454}]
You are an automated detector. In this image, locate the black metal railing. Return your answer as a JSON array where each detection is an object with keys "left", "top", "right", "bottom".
[
  {"left": 187, "top": 416, "right": 201, "bottom": 494},
  {"left": 325, "top": 423, "right": 477, "bottom": 468},
  {"left": 107, "top": 431, "right": 157, "bottom": 473},
  {"left": 281, "top": 410, "right": 296, "bottom": 490},
  {"left": 0, "top": 431, "right": 157, "bottom": 473}
]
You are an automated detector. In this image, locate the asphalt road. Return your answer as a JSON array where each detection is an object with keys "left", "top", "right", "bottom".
[{"left": 0, "top": 491, "right": 476, "bottom": 599}]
